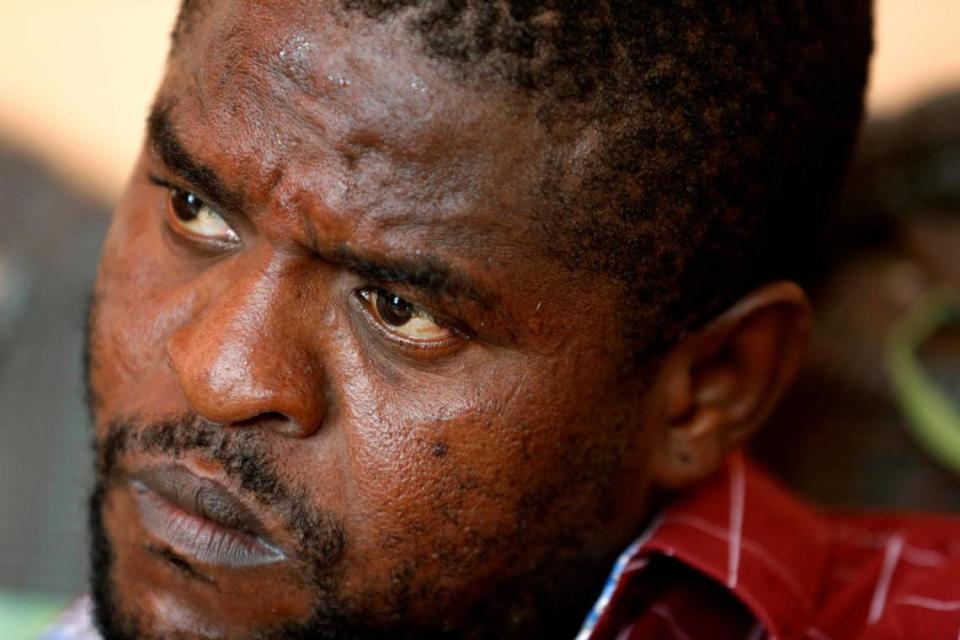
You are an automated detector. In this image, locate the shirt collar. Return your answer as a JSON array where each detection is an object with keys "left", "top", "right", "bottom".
[{"left": 578, "top": 451, "right": 833, "bottom": 640}]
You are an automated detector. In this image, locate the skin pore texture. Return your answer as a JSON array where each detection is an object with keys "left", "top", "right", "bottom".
[{"left": 86, "top": 2, "right": 816, "bottom": 638}]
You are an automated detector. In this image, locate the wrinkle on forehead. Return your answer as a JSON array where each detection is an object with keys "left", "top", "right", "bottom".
[{"left": 164, "top": 0, "right": 548, "bottom": 247}]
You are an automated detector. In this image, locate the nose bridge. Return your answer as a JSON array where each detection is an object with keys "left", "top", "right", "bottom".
[{"left": 166, "top": 251, "right": 325, "bottom": 437}]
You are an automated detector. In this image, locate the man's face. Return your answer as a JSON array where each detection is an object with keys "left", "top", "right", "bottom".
[{"left": 87, "top": 3, "right": 664, "bottom": 638}]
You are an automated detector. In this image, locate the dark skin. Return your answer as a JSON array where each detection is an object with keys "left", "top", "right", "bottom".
[{"left": 87, "top": 2, "right": 811, "bottom": 638}]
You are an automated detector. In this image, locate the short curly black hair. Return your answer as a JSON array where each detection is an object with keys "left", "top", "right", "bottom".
[{"left": 178, "top": 0, "right": 873, "bottom": 357}]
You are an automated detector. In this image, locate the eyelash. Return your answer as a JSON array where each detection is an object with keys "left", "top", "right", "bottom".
[{"left": 149, "top": 174, "right": 190, "bottom": 202}]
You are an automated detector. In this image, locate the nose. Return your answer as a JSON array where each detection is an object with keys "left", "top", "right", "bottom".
[{"left": 165, "top": 257, "right": 326, "bottom": 439}]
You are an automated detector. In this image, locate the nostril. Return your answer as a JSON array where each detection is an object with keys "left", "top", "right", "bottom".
[
  {"left": 235, "top": 411, "right": 307, "bottom": 438},
  {"left": 255, "top": 412, "right": 288, "bottom": 424}
]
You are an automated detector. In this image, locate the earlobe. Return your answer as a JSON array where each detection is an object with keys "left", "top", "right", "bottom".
[
  {"left": 655, "top": 406, "right": 728, "bottom": 489},
  {"left": 652, "top": 281, "right": 811, "bottom": 489}
]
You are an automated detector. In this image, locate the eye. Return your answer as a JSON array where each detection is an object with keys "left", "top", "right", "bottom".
[
  {"left": 164, "top": 186, "right": 238, "bottom": 244},
  {"left": 359, "top": 288, "right": 455, "bottom": 344}
]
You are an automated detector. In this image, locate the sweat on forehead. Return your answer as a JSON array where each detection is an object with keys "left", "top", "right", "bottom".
[{"left": 163, "top": 5, "right": 548, "bottom": 186}]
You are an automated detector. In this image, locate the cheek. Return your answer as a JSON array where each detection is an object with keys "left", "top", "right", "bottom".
[
  {"left": 91, "top": 193, "right": 197, "bottom": 422},
  {"left": 330, "top": 358, "right": 645, "bottom": 591}
]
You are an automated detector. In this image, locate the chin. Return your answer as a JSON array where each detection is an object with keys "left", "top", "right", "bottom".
[{"left": 89, "top": 481, "right": 320, "bottom": 640}]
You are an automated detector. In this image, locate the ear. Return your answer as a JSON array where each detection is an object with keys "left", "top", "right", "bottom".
[{"left": 650, "top": 281, "right": 811, "bottom": 489}]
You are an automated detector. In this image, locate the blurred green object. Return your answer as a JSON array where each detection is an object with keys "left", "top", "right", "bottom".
[
  {"left": 887, "top": 288, "right": 960, "bottom": 474},
  {"left": 0, "top": 590, "right": 65, "bottom": 640}
]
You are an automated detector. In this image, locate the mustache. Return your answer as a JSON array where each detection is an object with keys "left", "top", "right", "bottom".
[{"left": 98, "top": 413, "right": 289, "bottom": 506}]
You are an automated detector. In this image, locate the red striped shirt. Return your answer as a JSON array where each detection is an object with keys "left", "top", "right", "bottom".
[{"left": 581, "top": 451, "right": 960, "bottom": 640}]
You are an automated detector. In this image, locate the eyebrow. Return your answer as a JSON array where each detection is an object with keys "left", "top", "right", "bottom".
[
  {"left": 147, "top": 100, "right": 244, "bottom": 212},
  {"left": 329, "top": 247, "right": 495, "bottom": 310},
  {"left": 147, "top": 101, "right": 494, "bottom": 311}
]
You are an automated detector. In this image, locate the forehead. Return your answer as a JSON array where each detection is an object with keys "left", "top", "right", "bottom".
[{"left": 160, "top": 0, "right": 550, "bottom": 247}]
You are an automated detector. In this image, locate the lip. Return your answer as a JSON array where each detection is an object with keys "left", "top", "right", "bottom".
[{"left": 130, "top": 466, "right": 286, "bottom": 569}]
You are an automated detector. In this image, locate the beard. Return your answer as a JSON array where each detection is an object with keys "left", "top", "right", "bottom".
[
  {"left": 87, "top": 415, "right": 359, "bottom": 640},
  {"left": 84, "top": 298, "right": 608, "bottom": 640}
]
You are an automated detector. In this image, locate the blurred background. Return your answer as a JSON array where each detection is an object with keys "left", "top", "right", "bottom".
[{"left": 0, "top": 0, "right": 958, "bottom": 636}]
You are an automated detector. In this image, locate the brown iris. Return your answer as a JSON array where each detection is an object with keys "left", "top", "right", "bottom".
[
  {"left": 375, "top": 290, "right": 414, "bottom": 327},
  {"left": 170, "top": 188, "right": 204, "bottom": 222}
]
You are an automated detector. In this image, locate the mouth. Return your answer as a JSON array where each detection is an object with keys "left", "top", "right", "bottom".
[{"left": 130, "top": 466, "right": 286, "bottom": 569}]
